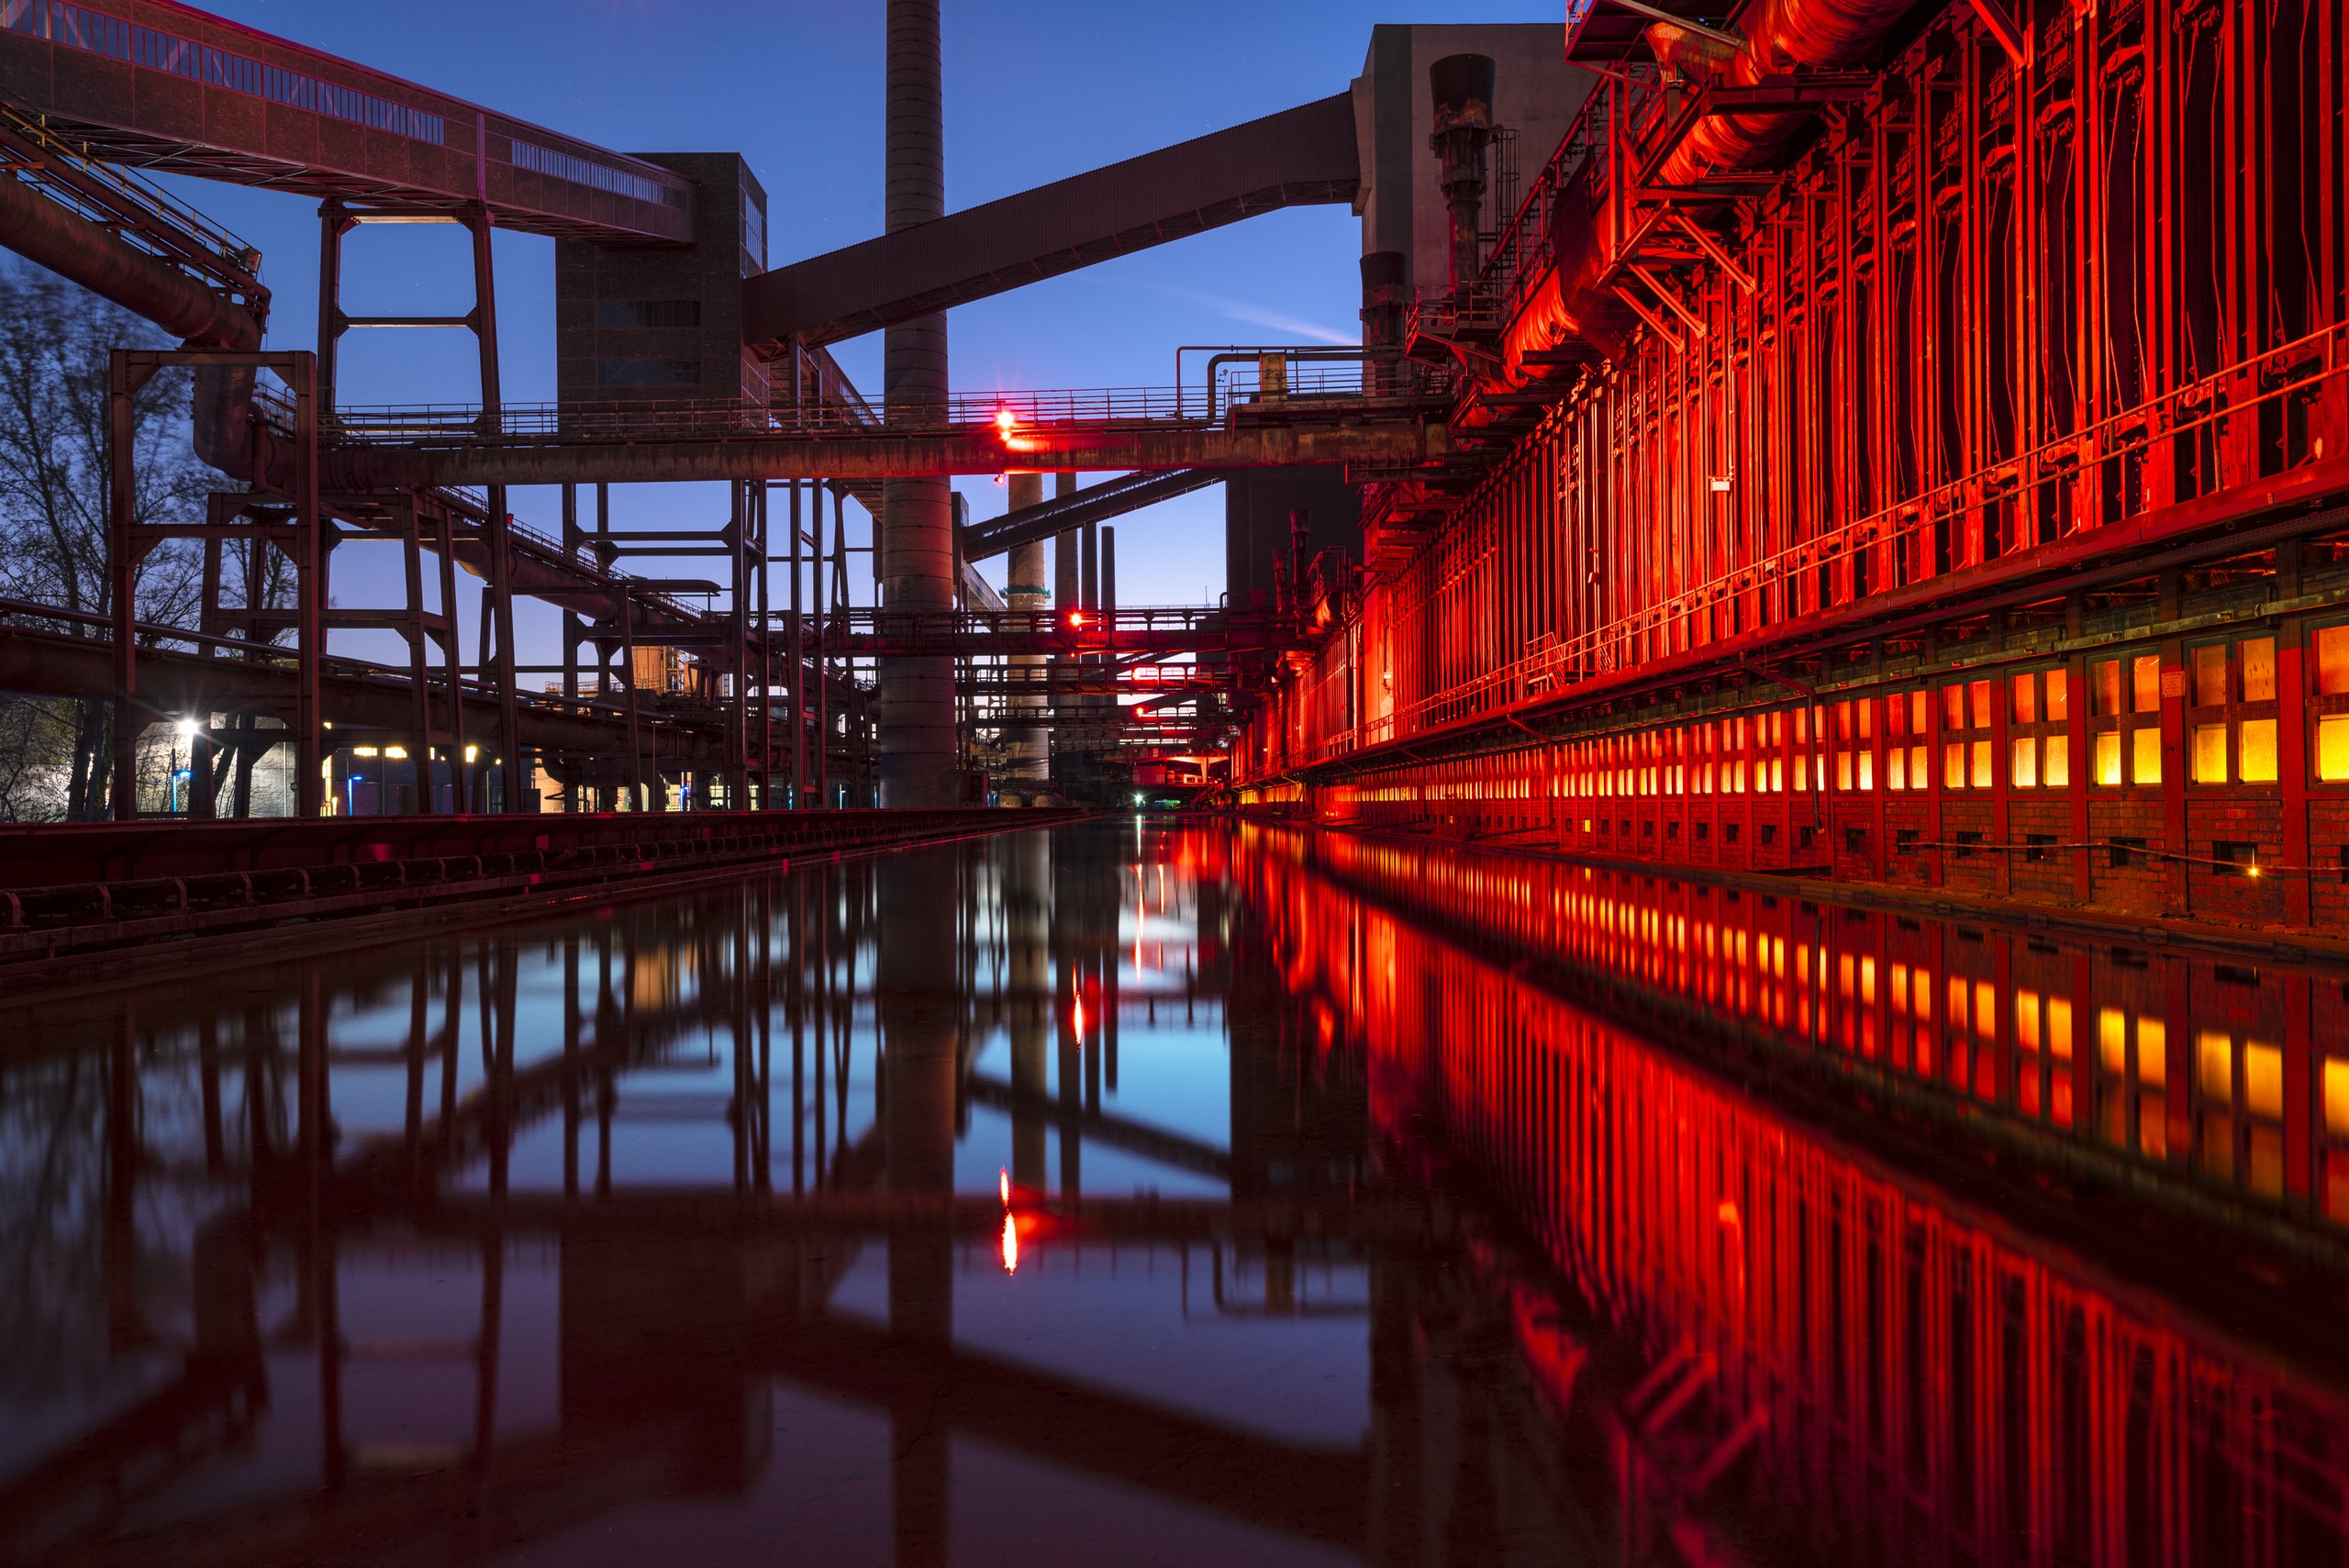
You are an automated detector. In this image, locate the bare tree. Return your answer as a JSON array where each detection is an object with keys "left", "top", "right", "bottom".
[{"left": 0, "top": 259, "right": 225, "bottom": 819}]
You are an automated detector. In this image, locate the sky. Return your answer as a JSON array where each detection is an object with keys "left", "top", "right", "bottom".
[{"left": 139, "top": 0, "right": 1561, "bottom": 669}]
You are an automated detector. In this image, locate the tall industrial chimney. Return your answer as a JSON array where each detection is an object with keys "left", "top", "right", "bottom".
[{"left": 876, "top": 0, "right": 955, "bottom": 806}]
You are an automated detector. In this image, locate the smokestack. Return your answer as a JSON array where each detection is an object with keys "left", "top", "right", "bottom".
[{"left": 875, "top": 0, "right": 955, "bottom": 806}]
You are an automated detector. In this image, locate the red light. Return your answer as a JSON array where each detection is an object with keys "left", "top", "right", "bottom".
[
  {"left": 994, "top": 408, "right": 1018, "bottom": 437},
  {"left": 1068, "top": 611, "right": 1086, "bottom": 628}
]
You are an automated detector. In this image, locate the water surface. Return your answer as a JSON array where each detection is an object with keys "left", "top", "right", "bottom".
[{"left": 5, "top": 819, "right": 2346, "bottom": 1566}]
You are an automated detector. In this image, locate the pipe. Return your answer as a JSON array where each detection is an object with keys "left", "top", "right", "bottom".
[
  {"left": 1504, "top": 0, "right": 1920, "bottom": 372},
  {"left": 1429, "top": 55, "right": 1497, "bottom": 300},
  {"left": 0, "top": 172, "right": 283, "bottom": 485}
]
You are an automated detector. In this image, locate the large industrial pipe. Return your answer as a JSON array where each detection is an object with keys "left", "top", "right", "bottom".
[
  {"left": 0, "top": 172, "right": 283, "bottom": 487},
  {"left": 875, "top": 0, "right": 958, "bottom": 808},
  {"left": 1505, "top": 0, "right": 1920, "bottom": 371}
]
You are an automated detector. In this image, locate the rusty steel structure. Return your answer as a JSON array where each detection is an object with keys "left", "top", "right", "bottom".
[
  {"left": 1238, "top": 0, "right": 2349, "bottom": 941},
  {"left": 0, "top": 0, "right": 1439, "bottom": 828}
]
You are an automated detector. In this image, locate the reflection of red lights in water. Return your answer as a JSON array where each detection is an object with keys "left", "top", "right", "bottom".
[
  {"left": 1240, "top": 826, "right": 2349, "bottom": 1563},
  {"left": 1000, "top": 1212, "right": 1019, "bottom": 1274},
  {"left": 999, "top": 1167, "right": 1009, "bottom": 1205},
  {"left": 1072, "top": 992, "right": 1085, "bottom": 1042}
]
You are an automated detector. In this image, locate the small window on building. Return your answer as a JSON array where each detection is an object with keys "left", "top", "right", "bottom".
[
  {"left": 2241, "top": 638, "right": 2277, "bottom": 702},
  {"left": 2212, "top": 840, "right": 2259, "bottom": 876},
  {"left": 2317, "top": 626, "right": 2349, "bottom": 696},
  {"left": 2240, "top": 718, "right": 2278, "bottom": 783},
  {"left": 2321, "top": 716, "right": 2349, "bottom": 783},
  {"left": 2192, "top": 644, "right": 2228, "bottom": 707},
  {"left": 2025, "top": 833, "right": 2056, "bottom": 862},
  {"left": 1724, "top": 821, "right": 1741, "bottom": 843},
  {"left": 1761, "top": 824, "right": 1778, "bottom": 846},
  {"left": 2132, "top": 654, "right": 2163, "bottom": 714},
  {"left": 2110, "top": 836, "right": 2147, "bottom": 868},
  {"left": 1897, "top": 828, "right": 1920, "bottom": 854},
  {"left": 1844, "top": 827, "right": 1866, "bottom": 854},
  {"left": 596, "top": 357, "right": 704, "bottom": 387},
  {"left": 2095, "top": 659, "right": 2123, "bottom": 717},
  {"left": 595, "top": 298, "right": 702, "bottom": 329},
  {"left": 1954, "top": 830, "right": 1983, "bottom": 860},
  {"left": 2133, "top": 728, "right": 2163, "bottom": 785},
  {"left": 2095, "top": 731, "right": 2122, "bottom": 786},
  {"left": 2012, "top": 673, "right": 2038, "bottom": 724},
  {"left": 2193, "top": 724, "right": 2229, "bottom": 784},
  {"left": 1695, "top": 821, "right": 1709, "bottom": 841}
]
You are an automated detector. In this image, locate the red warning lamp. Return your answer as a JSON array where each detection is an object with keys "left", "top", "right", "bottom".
[{"left": 994, "top": 408, "right": 1018, "bottom": 438}]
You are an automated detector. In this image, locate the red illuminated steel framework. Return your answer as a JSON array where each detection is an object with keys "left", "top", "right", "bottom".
[{"left": 1241, "top": 0, "right": 2349, "bottom": 937}]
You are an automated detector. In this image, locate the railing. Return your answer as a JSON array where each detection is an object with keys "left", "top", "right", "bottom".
[
  {"left": 323, "top": 365, "right": 1407, "bottom": 446},
  {"left": 0, "top": 104, "right": 267, "bottom": 308}
]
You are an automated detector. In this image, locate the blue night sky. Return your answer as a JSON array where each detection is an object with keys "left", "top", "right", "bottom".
[{"left": 146, "top": 0, "right": 1558, "bottom": 667}]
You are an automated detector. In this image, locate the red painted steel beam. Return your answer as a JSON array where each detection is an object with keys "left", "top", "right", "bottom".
[
  {"left": 741, "top": 95, "right": 1358, "bottom": 349},
  {"left": 0, "top": 0, "right": 693, "bottom": 244}
]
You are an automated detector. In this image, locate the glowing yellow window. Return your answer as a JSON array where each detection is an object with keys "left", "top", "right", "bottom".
[
  {"left": 2241, "top": 639, "right": 2276, "bottom": 702},
  {"left": 2244, "top": 1042, "right": 2281, "bottom": 1119},
  {"left": 2324, "top": 1060, "right": 2349, "bottom": 1136},
  {"left": 2048, "top": 997, "right": 2072, "bottom": 1059},
  {"left": 1971, "top": 740, "right": 1992, "bottom": 788},
  {"left": 2192, "top": 724, "right": 2229, "bottom": 784},
  {"left": 2016, "top": 990, "right": 2042, "bottom": 1051},
  {"left": 2095, "top": 732, "right": 2121, "bottom": 785},
  {"left": 1975, "top": 982, "right": 1997, "bottom": 1042},
  {"left": 2138, "top": 1017, "right": 2167, "bottom": 1084},
  {"left": 2321, "top": 626, "right": 2349, "bottom": 696},
  {"left": 2045, "top": 669, "right": 2068, "bottom": 721},
  {"left": 2239, "top": 718, "right": 2277, "bottom": 783},
  {"left": 2320, "top": 716, "right": 2349, "bottom": 783},
  {"left": 2132, "top": 728, "right": 2163, "bottom": 785},
  {"left": 2198, "top": 1030, "right": 2234, "bottom": 1104},
  {"left": 2099, "top": 1007, "right": 2127, "bottom": 1073},
  {"left": 1948, "top": 975, "right": 1969, "bottom": 1033},
  {"left": 2132, "top": 655, "right": 2163, "bottom": 714},
  {"left": 1770, "top": 758, "right": 1783, "bottom": 792},
  {"left": 2012, "top": 673, "right": 2038, "bottom": 724},
  {"left": 2044, "top": 739, "right": 2069, "bottom": 787},
  {"left": 1857, "top": 751, "right": 1873, "bottom": 791},
  {"left": 2094, "top": 659, "right": 2123, "bottom": 717},
  {"left": 1836, "top": 751, "right": 1852, "bottom": 791},
  {"left": 1944, "top": 743, "right": 1965, "bottom": 789},
  {"left": 2011, "top": 737, "right": 2038, "bottom": 787},
  {"left": 1943, "top": 684, "right": 1966, "bottom": 731},
  {"left": 1970, "top": 680, "right": 1993, "bottom": 729}
]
